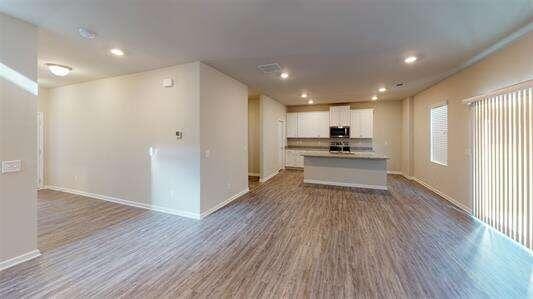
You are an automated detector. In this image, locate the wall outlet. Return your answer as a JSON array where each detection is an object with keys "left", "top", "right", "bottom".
[
  {"left": 204, "top": 149, "right": 210, "bottom": 158},
  {"left": 1, "top": 160, "right": 21, "bottom": 174},
  {"left": 227, "top": 182, "right": 231, "bottom": 190}
]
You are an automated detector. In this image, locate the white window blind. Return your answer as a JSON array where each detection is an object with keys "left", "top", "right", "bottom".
[
  {"left": 467, "top": 80, "right": 532, "bottom": 250},
  {"left": 430, "top": 104, "right": 448, "bottom": 166}
]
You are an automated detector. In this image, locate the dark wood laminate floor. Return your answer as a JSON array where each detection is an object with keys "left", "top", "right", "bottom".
[{"left": 0, "top": 170, "right": 531, "bottom": 298}]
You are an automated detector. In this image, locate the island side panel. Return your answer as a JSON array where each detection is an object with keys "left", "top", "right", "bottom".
[{"left": 303, "top": 156, "right": 387, "bottom": 190}]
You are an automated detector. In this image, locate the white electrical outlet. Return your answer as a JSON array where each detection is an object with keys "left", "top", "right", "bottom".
[{"left": 1, "top": 160, "right": 21, "bottom": 174}]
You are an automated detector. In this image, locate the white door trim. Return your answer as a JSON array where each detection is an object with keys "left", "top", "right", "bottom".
[{"left": 37, "top": 112, "right": 44, "bottom": 189}]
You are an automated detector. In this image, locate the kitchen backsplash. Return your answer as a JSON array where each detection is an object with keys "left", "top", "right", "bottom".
[{"left": 287, "top": 138, "right": 373, "bottom": 150}]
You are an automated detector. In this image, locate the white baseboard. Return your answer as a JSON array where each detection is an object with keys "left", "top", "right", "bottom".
[
  {"left": 402, "top": 174, "right": 415, "bottom": 180},
  {"left": 0, "top": 250, "right": 41, "bottom": 272},
  {"left": 248, "top": 173, "right": 260, "bottom": 177},
  {"left": 411, "top": 177, "right": 472, "bottom": 214},
  {"left": 303, "top": 179, "right": 387, "bottom": 190},
  {"left": 259, "top": 171, "right": 279, "bottom": 183},
  {"left": 45, "top": 185, "right": 201, "bottom": 220},
  {"left": 387, "top": 170, "right": 403, "bottom": 175},
  {"left": 200, "top": 188, "right": 249, "bottom": 219}
]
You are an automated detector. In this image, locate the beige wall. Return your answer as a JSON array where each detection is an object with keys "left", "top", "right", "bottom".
[
  {"left": 412, "top": 32, "right": 533, "bottom": 211},
  {"left": 248, "top": 96, "right": 260, "bottom": 175},
  {"left": 288, "top": 100, "right": 403, "bottom": 172},
  {"left": 0, "top": 13, "right": 38, "bottom": 265},
  {"left": 45, "top": 63, "right": 202, "bottom": 216},
  {"left": 199, "top": 63, "right": 248, "bottom": 214},
  {"left": 260, "top": 95, "right": 286, "bottom": 180}
]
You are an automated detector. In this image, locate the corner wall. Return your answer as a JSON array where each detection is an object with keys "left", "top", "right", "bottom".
[
  {"left": 0, "top": 13, "right": 39, "bottom": 268},
  {"left": 412, "top": 31, "right": 533, "bottom": 211},
  {"left": 199, "top": 63, "right": 248, "bottom": 215},
  {"left": 44, "top": 63, "right": 202, "bottom": 216}
]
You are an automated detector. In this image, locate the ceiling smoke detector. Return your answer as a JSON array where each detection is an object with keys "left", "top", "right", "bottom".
[{"left": 257, "top": 63, "right": 282, "bottom": 74}]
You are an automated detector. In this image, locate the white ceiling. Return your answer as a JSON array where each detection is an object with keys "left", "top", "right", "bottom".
[{"left": 0, "top": 0, "right": 532, "bottom": 105}]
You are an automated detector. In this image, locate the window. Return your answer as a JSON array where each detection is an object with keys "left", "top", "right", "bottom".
[{"left": 430, "top": 103, "right": 448, "bottom": 165}]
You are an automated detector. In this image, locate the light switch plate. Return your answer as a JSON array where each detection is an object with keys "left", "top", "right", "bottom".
[
  {"left": 162, "top": 78, "right": 174, "bottom": 88},
  {"left": 2, "top": 160, "right": 21, "bottom": 174}
]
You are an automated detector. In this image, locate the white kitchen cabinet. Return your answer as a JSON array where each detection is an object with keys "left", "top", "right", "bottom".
[
  {"left": 297, "top": 113, "right": 312, "bottom": 138},
  {"left": 297, "top": 111, "right": 329, "bottom": 138},
  {"left": 329, "top": 105, "right": 351, "bottom": 127},
  {"left": 286, "top": 113, "right": 298, "bottom": 138},
  {"left": 314, "top": 111, "right": 330, "bottom": 138},
  {"left": 286, "top": 149, "right": 325, "bottom": 168},
  {"left": 350, "top": 108, "right": 374, "bottom": 138},
  {"left": 285, "top": 149, "right": 305, "bottom": 167}
]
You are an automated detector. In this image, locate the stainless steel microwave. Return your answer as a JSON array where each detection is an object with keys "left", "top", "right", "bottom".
[{"left": 330, "top": 126, "right": 350, "bottom": 138}]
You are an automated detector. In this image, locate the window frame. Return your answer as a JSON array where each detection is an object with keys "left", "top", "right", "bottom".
[{"left": 429, "top": 101, "right": 448, "bottom": 166}]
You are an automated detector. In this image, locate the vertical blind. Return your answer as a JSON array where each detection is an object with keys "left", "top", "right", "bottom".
[
  {"left": 430, "top": 104, "right": 448, "bottom": 165},
  {"left": 467, "top": 80, "right": 532, "bottom": 250}
]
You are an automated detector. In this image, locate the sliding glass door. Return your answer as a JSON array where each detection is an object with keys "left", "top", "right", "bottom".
[{"left": 467, "top": 81, "right": 532, "bottom": 250}]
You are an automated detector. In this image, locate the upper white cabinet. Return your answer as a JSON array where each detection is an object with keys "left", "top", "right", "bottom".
[
  {"left": 314, "top": 111, "right": 330, "bottom": 137},
  {"left": 329, "top": 105, "right": 351, "bottom": 127},
  {"left": 297, "top": 111, "right": 329, "bottom": 138},
  {"left": 286, "top": 113, "right": 298, "bottom": 138},
  {"left": 350, "top": 109, "right": 374, "bottom": 138}
]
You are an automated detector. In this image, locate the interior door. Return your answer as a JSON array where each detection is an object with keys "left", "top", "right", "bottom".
[{"left": 37, "top": 112, "right": 44, "bottom": 189}]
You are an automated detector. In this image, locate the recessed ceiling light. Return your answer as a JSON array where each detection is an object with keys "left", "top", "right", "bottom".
[
  {"left": 45, "top": 63, "right": 72, "bottom": 77},
  {"left": 280, "top": 72, "right": 289, "bottom": 79},
  {"left": 78, "top": 27, "right": 97, "bottom": 39},
  {"left": 404, "top": 56, "right": 418, "bottom": 64},
  {"left": 110, "top": 48, "right": 125, "bottom": 56},
  {"left": 378, "top": 87, "right": 387, "bottom": 93},
  {"left": 301, "top": 92, "right": 308, "bottom": 98},
  {"left": 371, "top": 95, "right": 378, "bottom": 101},
  {"left": 308, "top": 99, "right": 314, "bottom": 104}
]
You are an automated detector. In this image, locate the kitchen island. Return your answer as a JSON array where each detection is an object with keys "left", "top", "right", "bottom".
[{"left": 302, "top": 152, "right": 389, "bottom": 190}]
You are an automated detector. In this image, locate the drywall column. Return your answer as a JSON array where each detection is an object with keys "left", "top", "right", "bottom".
[
  {"left": 0, "top": 13, "right": 39, "bottom": 269},
  {"left": 259, "top": 95, "right": 286, "bottom": 182},
  {"left": 199, "top": 63, "right": 249, "bottom": 216},
  {"left": 401, "top": 97, "right": 414, "bottom": 178}
]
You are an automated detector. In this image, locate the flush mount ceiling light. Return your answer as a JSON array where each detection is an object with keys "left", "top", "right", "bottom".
[
  {"left": 78, "top": 27, "right": 97, "bottom": 39},
  {"left": 378, "top": 87, "right": 387, "bottom": 93},
  {"left": 45, "top": 63, "right": 72, "bottom": 77},
  {"left": 110, "top": 48, "right": 125, "bottom": 56},
  {"left": 301, "top": 92, "right": 308, "bottom": 98},
  {"left": 371, "top": 95, "right": 378, "bottom": 101},
  {"left": 404, "top": 56, "right": 418, "bottom": 64},
  {"left": 280, "top": 72, "right": 289, "bottom": 79},
  {"left": 308, "top": 99, "right": 314, "bottom": 104}
]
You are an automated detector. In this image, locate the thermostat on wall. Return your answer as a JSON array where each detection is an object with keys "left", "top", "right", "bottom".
[{"left": 162, "top": 78, "right": 174, "bottom": 88}]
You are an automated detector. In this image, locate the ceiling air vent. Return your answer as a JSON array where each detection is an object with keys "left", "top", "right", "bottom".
[
  {"left": 393, "top": 82, "right": 406, "bottom": 88},
  {"left": 257, "top": 63, "right": 282, "bottom": 74}
]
